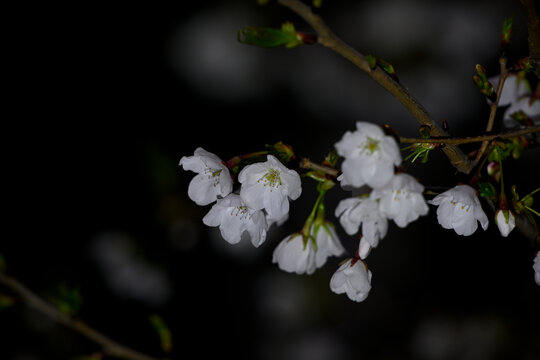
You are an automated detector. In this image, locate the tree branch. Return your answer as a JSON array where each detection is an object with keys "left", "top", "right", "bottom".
[
  {"left": 276, "top": 0, "right": 473, "bottom": 174},
  {"left": 0, "top": 271, "right": 167, "bottom": 360},
  {"left": 399, "top": 122, "right": 540, "bottom": 145},
  {"left": 520, "top": 0, "right": 540, "bottom": 74}
]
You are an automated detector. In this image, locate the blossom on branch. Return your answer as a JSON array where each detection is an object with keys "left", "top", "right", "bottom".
[
  {"left": 428, "top": 185, "right": 489, "bottom": 236},
  {"left": 272, "top": 222, "right": 345, "bottom": 275},
  {"left": 179, "top": 148, "right": 233, "bottom": 206},
  {"left": 371, "top": 173, "right": 429, "bottom": 228},
  {"left": 330, "top": 258, "right": 372, "bottom": 302},
  {"left": 312, "top": 221, "right": 346, "bottom": 268},
  {"left": 335, "top": 122, "right": 401, "bottom": 189},
  {"left": 272, "top": 234, "right": 316, "bottom": 275},
  {"left": 490, "top": 73, "right": 540, "bottom": 127},
  {"left": 495, "top": 209, "right": 516, "bottom": 237},
  {"left": 202, "top": 194, "right": 267, "bottom": 247},
  {"left": 335, "top": 196, "right": 387, "bottom": 258},
  {"left": 238, "top": 155, "right": 302, "bottom": 220}
]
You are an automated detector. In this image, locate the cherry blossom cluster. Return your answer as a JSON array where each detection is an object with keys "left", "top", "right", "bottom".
[
  {"left": 180, "top": 148, "right": 301, "bottom": 248},
  {"left": 180, "top": 121, "right": 539, "bottom": 304}
]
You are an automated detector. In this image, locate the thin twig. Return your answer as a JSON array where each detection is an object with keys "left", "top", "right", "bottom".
[
  {"left": 399, "top": 125, "right": 540, "bottom": 145},
  {"left": 300, "top": 157, "right": 339, "bottom": 176},
  {"left": 473, "top": 58, "right": 509, "bottom": 165},
  {"left": 276, "top": 0, "right": 473, "bottom": 174},
  {"left": 0, "top": 271, "right": 166, "bottom": 360}
]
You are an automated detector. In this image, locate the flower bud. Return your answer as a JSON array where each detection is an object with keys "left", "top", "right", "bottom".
[{"left": 495, "top": 209, "right": 515, "bottom": 237}]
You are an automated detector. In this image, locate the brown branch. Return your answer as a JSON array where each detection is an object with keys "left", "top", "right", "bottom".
[
  {"left": 473, "top": 58, "right": 509, "bottom": 165},
  {"left": 0, "top": 271, "right": 167, "bottom": 360},
  {"left": 521, "top": 0, "right": 540, "bottom": 74},
  {"left": 276, "top": 0, "right": 473, "bottom": 174},
  {"left": 399, "top": 125, "right": 540, "bottom": 145},
  {"left": 300, "top": 157, "right": 339, "bottom": 176}
]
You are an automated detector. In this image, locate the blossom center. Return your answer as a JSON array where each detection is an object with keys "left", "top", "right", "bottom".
[
  {"left": 363, "top": 137, "right": 380, "bottom": 154},
  {"left": 258, "top": 168, "right": 282, "bottom": 190},
  {"left": 204, "top": 167, "right": 222, "bottom": 186},
  {"left": 450, "top": 200, "right": 471, "bottom": 213},
  {"left": 230, "top": 206, "right": 251, "bottom": 220}
]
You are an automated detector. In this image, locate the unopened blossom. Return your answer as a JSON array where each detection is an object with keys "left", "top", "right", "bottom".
[
  {"left": 428, "top": 185, "right": 489, "bottom": 236},
  {"left": 534, "top": 252, "right": 540, "bottom": 286},
  {"left": 495, "top": 209, "right": 516, "bottom": 237},
  {"left": 330, "top": 258, "right": 372, "bottom": 302},
  {"left": 335, "top": 121, "right": 401, "bottom": 189},
  {"left": 202, "top": 194, "right": 267, "bottom": 247},
  {"left": 335, "top": 196, "right": 387, "bottom": 258},
  {"left": 272, "top": 234, "right": 316, "bottom": 275},
  {"left": 179, "top": 148, "right": 232, "bottom": 206},
  {"left": 371, "top": 173, "right": 429, "bottom": 228},
  {"left": 238, "top": 155, "right": 301, "bottom": 220}
]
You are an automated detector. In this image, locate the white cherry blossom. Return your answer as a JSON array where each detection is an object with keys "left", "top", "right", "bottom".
[
  {"left": 179, "top": 148, "right": 233, "bottom": 206},
  {"left": 202, "top": 194, "right": 267, "bottom": 247},
  {"left": 272, "top": 234, "right": 316, "bottom": 275},
  {"left": 428, "top": 184, "right": 489, "bottom": 236},
  {"left": 335, "top": 121, "right": 401, "bottom": 189},
  {"left": 330, "top": 258, "right": 372, "bottom": 302},
  {"left": 534, "top": 252, "right": 540, "bottom": 286},
  {"left": 312, "top": 221, "right": 346, "bottom": 268},
  {"left": 238, "top": 155, "right": 301, "bottom": 220},
  {"left": 495, "top": 209, "right": 516, "bottom": 237},
  {"left": 272, "top": 222, "right": 345, "bottom": 275},
  {"left": 490, "top": 73, "right": 540, "bottom": 127},
  {"left": 335, "top": 196, "right": 387, "bottom": 258},
  {"left": 371, "top": 173, "right": 429, "bottom": 228}
]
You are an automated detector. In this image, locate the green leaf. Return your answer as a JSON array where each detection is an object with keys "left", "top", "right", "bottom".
[
  {"left": 478, "top": 182, "right": 497, "bottom": 199},
  {"left": 50, "top": 285, "right": 82, "bottom": 316},
  {"left": 501, "top": 15, "right": 514, "bottom": 48},
  {"left": 149, "top": 315, "right": 173, "bottom": 354},
  {"left": 238, "top": 22, "right": 306, "bottom": 48}
]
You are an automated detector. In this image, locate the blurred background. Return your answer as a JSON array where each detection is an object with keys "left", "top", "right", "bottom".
[{"left": 3, "top": 0, "right": 540, "bottom": 359}]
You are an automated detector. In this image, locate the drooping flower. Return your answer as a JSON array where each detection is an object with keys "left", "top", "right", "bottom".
[
  {"left": 489, "top": 73, "right": 540, "bottom": 127},
  {"left": 335, "top": 196, "right": 387, "bottom": 258},
  {"left": 202, "top": 194, "right": 267, "bottom": 247},
  {"left": 330, "top": 258, "right": 372, "bottom": 302},
  {"left": 312, "top": 221, "right": 346, "bottom": 268},
  {"left": 272, "top": 234, "right": 316, "bottom": 275},
  {"left": 335, "top": 121, "right": 401, "bottom": 189},
  {"left": 371, "top": 173, "right": 429, "bottom": 228},
  {"left": 272, "top": 222, "right": 345, "bottom": 275},
  {"left": 533, "top": 252, "right": 540, "bottom": 286},
  {"left": 238, "top": 155, "right": 302, "bottom": 220},
  {"left": 428, "top": 184, "right": 489, "bottom": 236},
  {"left": 495, "top": 209, "right": 516, "bottom": 237},
  {"left": 179, "top": 148, "right": 233, "bottom": 206}
]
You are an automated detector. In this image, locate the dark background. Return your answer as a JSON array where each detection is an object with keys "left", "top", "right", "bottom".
[{"left": 3, "top": 0, "right": 540, "bottom": 359}]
